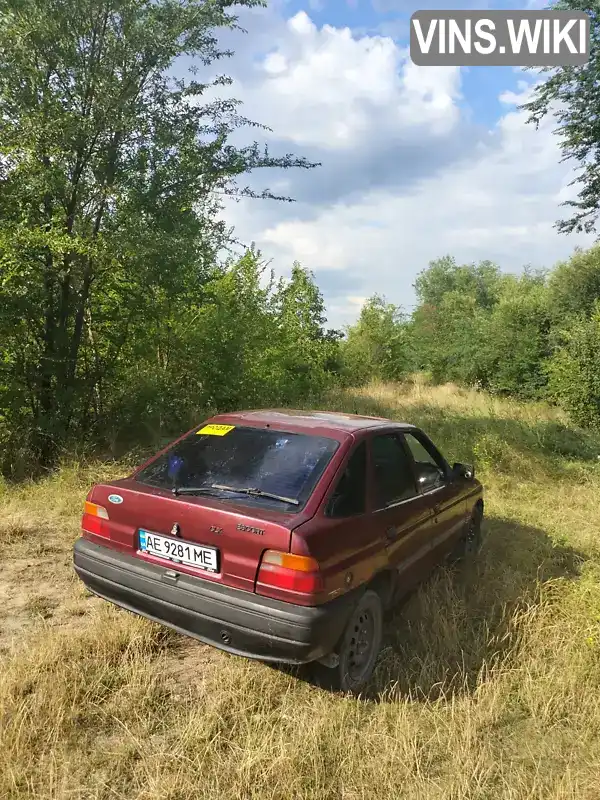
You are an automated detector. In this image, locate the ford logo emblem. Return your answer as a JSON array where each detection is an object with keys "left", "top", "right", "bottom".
[{"left": 108, "top": 494, "right": 124, "bottom": 504}]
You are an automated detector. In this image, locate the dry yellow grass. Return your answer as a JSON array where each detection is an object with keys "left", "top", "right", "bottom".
[{"left": 1, "top": 381, "right": 600, "bottom": 799}]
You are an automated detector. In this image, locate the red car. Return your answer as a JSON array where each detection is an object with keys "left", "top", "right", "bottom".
[{"left": 73, "top": 410, "right": 483, "bottom": 692}]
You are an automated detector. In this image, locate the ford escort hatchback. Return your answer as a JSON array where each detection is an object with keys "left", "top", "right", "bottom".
[{"left": 73, "top": 409, "right": 484, "bottom": 693}]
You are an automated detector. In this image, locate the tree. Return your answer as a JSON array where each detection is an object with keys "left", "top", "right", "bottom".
[
  {"left": 521, "top": 0, "right": 600, "bottom": 233},
  {"left": 414, "top": 256, "right": 502, "bottom": 310},
  {"left": 411, "top": 257, "right": 504, "bottom": 387},
  {"left": 546, "top": 301, "right": 600, "bottom": 428},
  {"left": 272, "top": 263, "right": 339, "bottom": 402},
  {"left": 178, "top": 249, "right": 280, "bottom": 414},
  {"left": 547, "top": 244, "right": 600, "bottom": 320},
  {"left": 342, "top": 296, "right": 412, "bottom": 385},
  {"left": 0, "top": 0, "right": 316, "bottom": 472},
  {"left": 97, "top": 252, "right": 341, "bottom": 449},
  {"left": 483, "top": 274, "right": 552, "bottom": 399},
  {"left": 410, "top": 291, "right": 489, "bottom": 386}
]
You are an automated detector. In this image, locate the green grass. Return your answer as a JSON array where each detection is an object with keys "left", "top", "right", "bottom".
[{"left": 1, "top": 379, "right": 600, "bottom": 799}]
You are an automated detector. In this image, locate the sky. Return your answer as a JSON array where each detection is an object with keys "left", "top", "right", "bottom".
[{"left": 199, "top": 0, "right": 595, "bottom": 329}]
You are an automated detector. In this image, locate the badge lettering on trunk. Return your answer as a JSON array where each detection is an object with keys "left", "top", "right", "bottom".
[
  {"left": 171, "top": 523, "right": 181, "bottom": 537},
  {"left": 236, "top": 523, "right": 265, "bottom": 536}
]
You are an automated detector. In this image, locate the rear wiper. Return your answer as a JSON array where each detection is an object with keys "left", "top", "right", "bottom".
[
  {"left": 211, "top": 484, "right": 300, "bottom": 506},
  {"left": 172, "top": 486, "right": 222, "bottom": 498}
]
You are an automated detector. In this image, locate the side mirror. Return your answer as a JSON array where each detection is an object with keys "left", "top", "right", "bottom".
[{"left": 452, "top": 462, "right": 475, "bottom": 480}]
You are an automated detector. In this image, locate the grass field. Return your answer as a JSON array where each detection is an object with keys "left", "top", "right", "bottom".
[{"left": 2, "top": 378, "right": 600, "bottom": 799}]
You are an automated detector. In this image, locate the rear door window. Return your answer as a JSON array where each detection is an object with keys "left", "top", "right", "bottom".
[
  {"left": 135, "top": 425, "right": 339, "bottom": 513},
  {"left": 325, "top": 441, "right": 367, "bottom": 517}
]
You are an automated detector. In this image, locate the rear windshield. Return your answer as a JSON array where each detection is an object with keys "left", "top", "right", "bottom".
[{"left": 135, "top": 424, "right": 340, "bottom": 513}]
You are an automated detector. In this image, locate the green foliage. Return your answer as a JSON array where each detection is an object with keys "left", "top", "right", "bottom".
[
  {"left": 400, "top": 260, "right": 554, "bottom": 401},
  {"left": 0, "top": 0, "right": 317, "bottom": 475},
  {"left": 409, "top": 258, "right": 505, "bottom": 388},
  {"left": 363, "top": 247, "right": 600, "bottom": 431},
  {"left": 547, "top": 244, "right": 600, "bottom": 321},
  {"left": 4, "top": 247, "right": 342, "bottom": 467},
  {"left": 546, "top": 303, "right": 600, "bottom": 429},
  {"left": 472, "top": 432, "right": 514, "bottom": 474},
  {"left": 341, "top": 296, "right": 412, "bottom": 385},
  {"left": 3, "top": 0, "right": 600, "bottom": 475},
  {"left": 414, "top": 256, "right": 503, "bottom": 309},
  {"left": 341, "top": 252, "right": 595, "bottom": 419},
  {"left": 521, "top": 0, "right": 600, "bottom": 233},
  {"left": 271, "top": 262, "right": 339, "bottom": 400},
  {"left": 410, "top": 291, "right": 489, "bottom": 386},
  {"left": 482, "top": 273, "right": 552, "bottom": 400}
]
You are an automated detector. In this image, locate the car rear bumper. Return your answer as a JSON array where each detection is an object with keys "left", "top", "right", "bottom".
[{"left": 73, "top": 537, "right": 358, "bottom": 665}]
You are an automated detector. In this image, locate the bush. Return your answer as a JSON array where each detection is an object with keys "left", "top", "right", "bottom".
[
  {"left": 546, "top": 304, "right": 600, "bottom": 430},
  {"left": 341, "top": 296, "right": 413, "bottom": 386}
]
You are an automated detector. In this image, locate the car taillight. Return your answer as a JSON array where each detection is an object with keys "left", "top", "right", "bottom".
[
  {"left": 81, "top": 501, "right": 110, "bottom": 538},
  {"left": 256, "top": 550, "right": 323, "bottom": 594}
]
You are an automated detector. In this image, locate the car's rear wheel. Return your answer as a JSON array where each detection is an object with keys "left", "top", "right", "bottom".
[
  {"left": 450, "top": 505, "right": 483, "bottom": 562},
  {"left": 315, "top": 589, "right": 383, "bottom": 694}
]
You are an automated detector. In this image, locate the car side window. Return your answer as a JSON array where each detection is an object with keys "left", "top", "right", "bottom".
[
  {"left": 371, "top": 434, "right": 417, "bottom": 509},
  {"left": 403, "top": 432, "right": 447, "bottom": 493},
  {"left": 325, "top": 441, "right": 367, "bottom": 517}
]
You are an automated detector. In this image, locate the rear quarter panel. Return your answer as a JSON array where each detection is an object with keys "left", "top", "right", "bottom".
[{"left": 291, "top": 513, "right": 389, "bottom": 604}]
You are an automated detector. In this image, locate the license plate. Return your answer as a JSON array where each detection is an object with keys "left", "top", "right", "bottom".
[{"left": 138, "top": 529, "right": 218, "bottom": 572}]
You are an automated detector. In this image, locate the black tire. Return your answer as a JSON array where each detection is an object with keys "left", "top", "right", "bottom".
[
  {"left": 450, "top": 506, "right": 483, "bottom": 563},
  {"left": 327, "top": 589, "right": 383, "bottom": 694}
]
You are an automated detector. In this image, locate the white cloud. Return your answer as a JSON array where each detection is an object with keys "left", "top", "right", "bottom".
[
  {"left": 234, "top": 11, "right": 462, "bottom": 150},
  {"left": 221, "top": 9, "right": 592, "bottom": 329}
]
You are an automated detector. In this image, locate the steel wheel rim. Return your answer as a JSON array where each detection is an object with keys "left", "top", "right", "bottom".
[{"left": 347, "top": 608, "right": 375, "bottom": 682}]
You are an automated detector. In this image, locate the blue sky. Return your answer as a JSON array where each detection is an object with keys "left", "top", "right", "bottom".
[{"left": 203, "top": 0, "right": 593, "bottom": 328}]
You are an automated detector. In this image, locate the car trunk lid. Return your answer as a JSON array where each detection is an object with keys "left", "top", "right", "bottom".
[{"left": 86, "top": 480, "right": 298, "bottom": 593}]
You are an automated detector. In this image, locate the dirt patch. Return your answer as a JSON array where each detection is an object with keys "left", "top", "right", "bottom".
[
  {"left": 161, "top": 636, "right": 224, "bottom": 692},
  {"left": 0, "top": 540, "right": 98, "bottom": 653},
  {"left": 0, "top": 509, "right": 224, "bottom": 679}
]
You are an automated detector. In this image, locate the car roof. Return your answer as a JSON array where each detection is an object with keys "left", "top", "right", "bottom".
[{"left": 206, "top": 408, "right": 417, "bottom": 435}]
